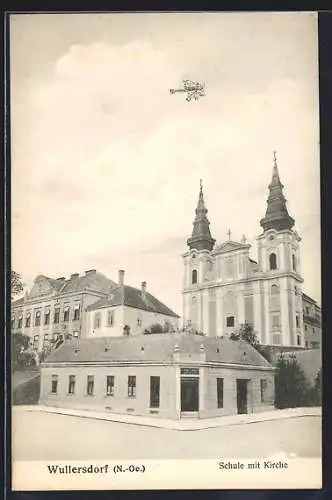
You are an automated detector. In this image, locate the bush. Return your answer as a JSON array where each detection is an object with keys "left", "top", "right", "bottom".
[{"left": 275, "top": 356, "right": 315, "bottom": 408}]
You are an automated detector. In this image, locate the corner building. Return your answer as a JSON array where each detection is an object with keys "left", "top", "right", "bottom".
[{"left": 182, "top": 156, "right": 305, "bottom": 348}]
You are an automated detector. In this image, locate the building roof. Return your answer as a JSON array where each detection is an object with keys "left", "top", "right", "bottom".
[
  {"left": 43, "top": 333, "right": 273, "bottom": 368},
  {"left": 282, "top": 349, "right": 321, "bottom": 384},
  {"left": 12, "top": 271, "right": 116, "bottom": 307},
  {"left": 11, "top": 297, "right": 24, "bottom": 307},
  {"left": 302, "top": 293, "right": 317, "bottom": 305},
  {"left": 87, "top": 285, "right": 180, "bottom": 318}
]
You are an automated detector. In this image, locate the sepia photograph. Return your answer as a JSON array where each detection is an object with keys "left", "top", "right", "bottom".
[{"left": 10, "top": 11, "right": 321, "bottom": 490}]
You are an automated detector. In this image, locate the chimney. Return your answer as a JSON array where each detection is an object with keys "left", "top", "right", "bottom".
[
  {"left": 56, "top": 277, "right": 65, "bottom": 281},
  {"left": 85, "top": 269, "right": 96, "bottom": 276},
  {"left": 118, "top": 270, "right": 125, "bottom": 286},
  {"left": 71, "top": 273, "right": 79, "bottom": 279},
  {"left": 141, "top": 281, "right": 147, "bottom": 299}
]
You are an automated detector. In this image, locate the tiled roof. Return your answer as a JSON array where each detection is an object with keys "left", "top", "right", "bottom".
[
  {"left": 87, "top": 285, "right": 180, "bottom": 318},
  {"left": 58, "top": 273, "right": 116, "bottom": 295},
  {"left": 43, "top": 334, "right": 273, "bottom": 368},
  {"left": 282, "top": 349, "right": 321, "bottom": 384}
]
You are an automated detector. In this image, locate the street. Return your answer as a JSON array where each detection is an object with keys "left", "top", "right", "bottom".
[{"left": 12, "top": 408, "right": 321, "bottom": 461}]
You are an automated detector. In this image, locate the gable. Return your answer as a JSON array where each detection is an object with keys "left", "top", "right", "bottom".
[
  {"left": 27, "top": 275, "right": 58, "bottom": 299},
  {"left": 212, "top": 240, "right": 250, "bottom": 255}
]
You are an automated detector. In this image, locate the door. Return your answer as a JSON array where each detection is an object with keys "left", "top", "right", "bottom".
[
  {"left": 181, "top": 377, "right": 199, "bottom": 412},
  {"left": 150, "top": 376, "right": 160, "bottom": 408},
  {"left": 237, "top": 379, "right": 248, "bottom": 414}
]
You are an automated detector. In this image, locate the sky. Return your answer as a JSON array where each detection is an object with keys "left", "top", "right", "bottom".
[{"left": 10, "top": 12, "right": 321, "bottom": 315}]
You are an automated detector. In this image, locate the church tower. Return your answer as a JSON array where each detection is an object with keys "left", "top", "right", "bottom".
[
  {"left": 256, "top": 153, "right": 304, "bottom": 347},
  {"left": 182, "top": 180, "right": 215, "bottom": 331}
]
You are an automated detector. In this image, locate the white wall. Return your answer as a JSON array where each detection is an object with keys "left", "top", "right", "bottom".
[{"left": 87, "top": 305, "right": 179, "bottom": 338}]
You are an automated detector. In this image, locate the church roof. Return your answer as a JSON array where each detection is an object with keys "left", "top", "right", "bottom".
[
  {"left": 87, "top": 285, "right": 180, "bottom": 318},
  {"left": 43, "top": 334, "right": 273, "bottom": 369},
  {"left": 260, "top": 153, "right": 295, "bottom": 232},
  {"left": 187, "top": 180, "right": 215, "bottom": 252}
]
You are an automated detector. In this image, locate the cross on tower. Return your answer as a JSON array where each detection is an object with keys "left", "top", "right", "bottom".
[
  {"left": 227, "top": 229, "right": 231, "bottom": 240},
  {"left": 273, "top": 150, "right": 277, "bottom": 164}
]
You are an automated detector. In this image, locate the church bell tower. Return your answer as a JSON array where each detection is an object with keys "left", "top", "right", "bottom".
[
  {"left": 182, "top": 180, "right": 215, "bottom": 331},
  {"left": 257, "top": 152, "right": 304, "bottom": 347}
]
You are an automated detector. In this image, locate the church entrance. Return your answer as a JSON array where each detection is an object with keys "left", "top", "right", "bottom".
[
  {"left": 181, "top": 377, "right": 199, "bottom": 412},
  {"left": 236, "top": 379, "right": 248, "bottom": 414}
]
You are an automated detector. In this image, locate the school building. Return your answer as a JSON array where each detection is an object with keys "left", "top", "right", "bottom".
[{"left": 39, "top": 333, "right": 275, "bottom": 419}]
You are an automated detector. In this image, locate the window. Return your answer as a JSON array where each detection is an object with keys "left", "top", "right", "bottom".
[
  {"left": 150, "top": 376, "right": 160, "bottom": 408},
  {"left": 305, "top": 307, "right": 309, "bottom": 315},
  {"left": 54, "top": 308, "right": 60, "bottom": 324},
  {"left": 305, "top": 341, "right": 309, "bottom": 348},
  {"left": 94, "top": 312, "right": 101, "bottom": 329},
  {"left": 18, "top": 314, "right": 23, "bottom": 329},
  {"left": 292, "top": 254, "right": 297, "bottom": 272},
  {"left": 217, "top": 378, "right": 224, "bottom": 408},
  {"left": 271, "top": 284, "right": 279, "bottom": 295},
  {"left": 272, "top": 334, "right": 282, "bottom": 345},
  {"left": 294, "top": 286, "right": 297, "bottom": 295},
  {"left": 73, "top": 305, "right": 80, "bottom": 321},
  {"left": 44, "top": 333, "right": 49, "bottom": 341},
  {"left": 11, "top": 315, "right": 15, "bottom": 329},
  {"left": 86, "top": 375, "right": 94, "bottom": 395},
  {"left": 107, "top": 310, "right": 114, "bottom": 327},
  {"left": 44, "top": 310, "right": 50, "bottom": 325},
  {"left": 269, "top": 253, "right": 277, "bottom": 271},
  {"left": 106, "top": 376, "right": 115, "bottom": 396},
  {"left": 51, "top": 375, "right": 58, "bottom": 394},
  {"left": 68, "top": 375, "right": 76, "bottom": 394},
  {"left": 137, "top": 317, "right": 142, "bottom": 327},
  {"left": 25, "top": 313, "right": 31, "bottom": 328},
  {"left": 35, "top": 311, "right": 41, "bottom": 326},
  {"left": 305, "top": 325, "right": 308, "bottom": 331},
  {"left": 260, "top": 379, "right": 268, "bottom": 403},
  {"left": 226, "top": 316, "right": 234, "bottom": 327},
  {"left": 313, "top": 328, "right": 315, "bottom": 334},
  {"left": 297, "top": 335, "right": 301, "bottom": 346},
  {"left": 272, "top": 314, "right": 280, "bottom": 328},
  {"left": 311, "top": 341, "right": 319, "bottom": 349},
  {"left": 296, "top": 315, "right": 300, "bottom": 328},
  {"left": 64, "top": 307, "right": 70, "bottom": 322},
  {"left": 123, "top": 325, "right": 130, "bottom": 336},
  {"left": 128, "top": 376, "right": 136, "bottom": 398},
  {"left": 192, "top": 269, "right": 198, "bottom": 284}
]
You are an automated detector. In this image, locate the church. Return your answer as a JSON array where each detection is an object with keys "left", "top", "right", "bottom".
[{"left": 182, "top": 153, "right": 305, "bottom": 348}]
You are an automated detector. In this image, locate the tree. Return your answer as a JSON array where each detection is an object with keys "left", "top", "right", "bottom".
[
  {"left": 230, "top": 322, "right": 271, "bottom": 361},
  {"left": 11, "top": 270, "right": 24, "bottom": 299},
  {"left": 275, "top": 355, "right": 313, "bottom": 409},
  {"left": 312, "top": 368, "right": 322, "bottom": 406},
  {"left": 12, "top": 333, "right": 35, "bottom": 371}
]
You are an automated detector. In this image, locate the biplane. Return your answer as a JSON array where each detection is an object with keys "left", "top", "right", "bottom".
[{"left": 169, "top": 79, "right": 206, "bottom": 101}]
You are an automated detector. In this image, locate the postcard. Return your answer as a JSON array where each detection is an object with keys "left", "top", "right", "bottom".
[{"left": 9, "top": 11, "right": 321, "bottom": 490}]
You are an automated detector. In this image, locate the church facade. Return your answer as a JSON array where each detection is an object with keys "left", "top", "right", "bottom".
[{"left": 182, "top": 155, "right": 305, "bottom": 348}]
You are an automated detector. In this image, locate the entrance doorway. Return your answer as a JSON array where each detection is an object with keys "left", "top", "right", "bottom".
[
  {"left": 181, "top": 377, "right": 199, "bottom": 412},
  {"left": 236, "top": 379, "right": 248, "bottom": 414}
]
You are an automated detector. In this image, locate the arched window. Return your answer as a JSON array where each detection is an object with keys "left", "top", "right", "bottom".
[
  {"left": 269, "top": 253, "right": 277, "bottom": 270},
  {"left": 192, "top": 269, "right": 198, "bottom": 284},
  {"left": 271, "top": 284, "right": 279, "bottom": 295},
  {"left": 292, "top": 254, "right": 297, "bottom": 272}
]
